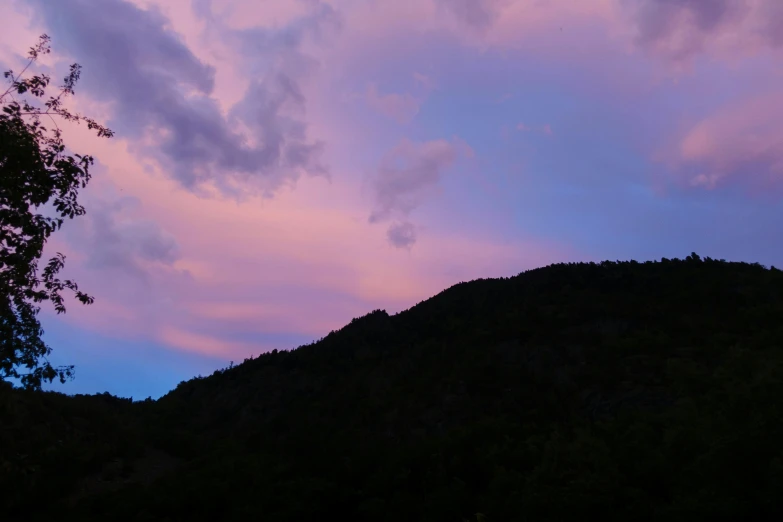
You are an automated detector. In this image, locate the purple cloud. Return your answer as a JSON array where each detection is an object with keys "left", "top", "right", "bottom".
[
  {"left": 368, "top": 137, "right": 471, "bottom": 247},
  {"left": 435, "top": 0, "right": 509, "bottom": 31},
  {"left": 369, "top": 138, "right": 464, "bottom": 224},
  {"left": 761, "top": 1, "right": 783, "bottom": 46},
  {"left": 66, "top": 196, "right": 180, "bottom": 279},
  {"left": 386, "top": 221, "right": 417, "bottom": 249},
  {"left": 628, "top": 0, "right": 783, "bottom": 62},
  {"left": 24, "top": 0, "right": 330, "bottom": 197}
]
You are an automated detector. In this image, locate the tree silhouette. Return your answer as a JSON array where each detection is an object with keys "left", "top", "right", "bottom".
[{"left": 0, "top": 35, "right": 112, "bottom": 389}]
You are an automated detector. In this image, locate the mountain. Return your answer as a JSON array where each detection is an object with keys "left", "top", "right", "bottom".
[{"left": 3, "top": 254, "right": 783, "bottom": 521}]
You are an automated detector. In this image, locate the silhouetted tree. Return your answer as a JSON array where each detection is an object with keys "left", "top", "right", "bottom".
[{"left": 0, "top": 35, "right": 112, "bottom": 389}]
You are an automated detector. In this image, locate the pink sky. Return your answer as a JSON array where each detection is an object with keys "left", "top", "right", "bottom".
[{"left": 2, "top": 0, "right": 783, "bottom": 398}]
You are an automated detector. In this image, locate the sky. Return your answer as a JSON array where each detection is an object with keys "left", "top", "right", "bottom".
[{"left": 1, "top": 0, "right": 782, "bottom": 399}]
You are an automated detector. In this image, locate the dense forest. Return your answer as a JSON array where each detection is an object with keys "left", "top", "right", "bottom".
[{"left": 2, "top": 254, "right": 783, "bottom": 521}]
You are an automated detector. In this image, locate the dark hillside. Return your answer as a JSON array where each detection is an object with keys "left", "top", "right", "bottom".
[{"left": 3, "top": 254, "right": 783, "bottom": 521}]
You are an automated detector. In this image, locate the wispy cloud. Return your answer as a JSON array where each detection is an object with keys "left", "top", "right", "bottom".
[
  {"left": 669, "top": 91, "right": 783, "bottom": 193},
  {"left": 366, "top": 83, "right": 421, "bottom": 124},
  {"left": 413, "top": 71, "right": 436, "bottom": 90},
  {"left": 367, "top": 137, "right": 475, "bottom": 248},
  {"left": 627, "top": 0, "right": 783, "bottom": 64},
  {"left": 76, "top": 196, "right": 180, "bottom": 275},
  {"left": 435, "top": 0, "right": 511, "bottom": 31}
]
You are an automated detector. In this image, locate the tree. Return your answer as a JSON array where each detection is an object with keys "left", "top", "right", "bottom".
[{"left": 0, "top": 35, "right": 113, "bottom": 389}]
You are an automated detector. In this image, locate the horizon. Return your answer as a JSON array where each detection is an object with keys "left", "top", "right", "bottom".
[{"left": 2, "top": 0, "right": 782, "bottom": 399}]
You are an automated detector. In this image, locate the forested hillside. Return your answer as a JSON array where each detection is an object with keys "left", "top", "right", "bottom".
[{"left": 3, "top": 254, "right": 782, "bottom": 521}]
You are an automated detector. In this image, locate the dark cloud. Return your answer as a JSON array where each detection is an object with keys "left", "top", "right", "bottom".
[
  {"left": 386, "top": 221, "right": 417, "bottom": 249},
  {"left": 24, "top": 0, "right": 334, "bottom": 197}
]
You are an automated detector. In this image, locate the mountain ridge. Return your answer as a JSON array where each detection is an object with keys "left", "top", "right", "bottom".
[{"left": 3, "top": 254, "right": 783, "bottom": 521}]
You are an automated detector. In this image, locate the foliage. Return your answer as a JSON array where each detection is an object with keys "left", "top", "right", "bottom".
[
  {"left": 0, "top": 35, "right": 112, "bottom": 389},
  {"left": 3, "top": 255, "right": 783, "bottom": 521}
]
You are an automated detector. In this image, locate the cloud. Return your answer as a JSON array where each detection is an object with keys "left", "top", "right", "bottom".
[
  {"left": 158, "top": 326, "right": 259, "bottom": 359},
  {"left": 516, "top": 122, "right": 552, "bottom": 136},
  {"left": 387, "top": 221, "right": 417, "bottom": 249},
  {"left": 24, "top": 0, "right": 331, "bottom": 198},
  {"left": 671, "top": 91, "right": 783, "bottom": 192},
  {"left": 225, "top": 1, "right": 341, "bottom": 75},
  {"left": 365, "top": 83, "right": 421, "bottom": 124},
  {"left": 435, "top": 0, "right": 511, "bottom": 31},
  {"left": 626, "top": 0, "right": 783, "bottom": 63},
  {"left": 413, "top": 71, "right": 436, "bottom": 90},
  {"left": 363, "top": 73, "right": 435, "bottom": 125},
  {"left": 761, "top": 1, "right": 783, "bottom": 46},
  {"left": 69, "top": 196, "right": 180, "bottom": 278},
  {"left": 193, "top": 0, "right": 319, "bottom": 30},
  {"left": 368, "top": 137, "right": 472, "bottom": 248},
  {"left": 368, "top": 137, "right": 467, "bottom": 224}
]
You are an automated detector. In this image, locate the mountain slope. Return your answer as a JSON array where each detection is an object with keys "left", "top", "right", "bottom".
[{"left": 3, "top": 254, "right": 783, "bottom": 521}]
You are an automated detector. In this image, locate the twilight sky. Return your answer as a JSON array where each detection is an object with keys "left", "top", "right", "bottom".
[{"left": 2, "top": 0, "right": 783, "bottom": 399}]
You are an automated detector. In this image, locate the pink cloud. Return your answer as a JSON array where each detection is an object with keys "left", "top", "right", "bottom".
[
  {"left": 517, "top": 122, "right": 530, "bottom": 131},
  {"left": 674, "top": 91, "right": 783, "bottom": 191},
  {"left": 186, "top": 300, "right": 340, "bottom": 336},
  {"left": 199, "top": 0, "right": 317, "bottom": 30},
  {"left": 478, "top": 0, "right": 621, "bottom": 49},
  {"left": 543, "top": 124, "right": 553, "bottom": 136},
  {"left": 366, "top": 83, "right": 421, "bottom": 124},
  {"left": 158, "top": 326, "right": 260, "bottom": 359}
]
